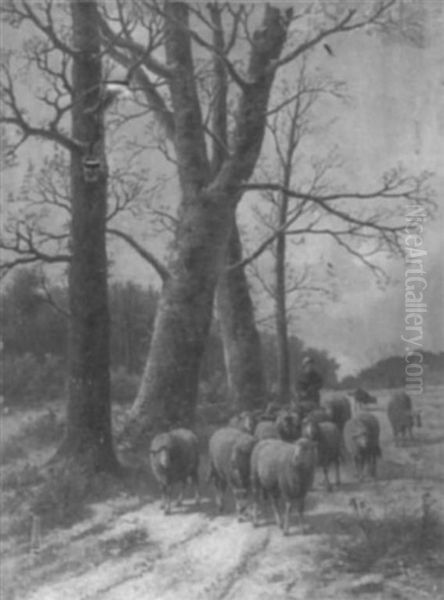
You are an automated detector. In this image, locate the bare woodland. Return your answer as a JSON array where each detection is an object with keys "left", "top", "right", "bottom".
[{"left": 0, "top": 0, "right": 437, "bottom": 472}]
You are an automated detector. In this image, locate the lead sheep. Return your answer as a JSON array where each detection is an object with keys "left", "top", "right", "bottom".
[
  {"left": 149, "top": 428, "right": 200, "bottom": 515},
  {"left": 302, "top": 419, "right": 342, "bottom": 491},
  {"left": 208, "top": 427, "right": 256, "bottom": 519},
  {"left": 343, "top": 413, "right": 381, "bottom": 480},
  {"left": 387, "top": 391, "right": 422, "bottom": 445},
  {"left": 250, "top": 438, "right": 317, "bottom": 535}
]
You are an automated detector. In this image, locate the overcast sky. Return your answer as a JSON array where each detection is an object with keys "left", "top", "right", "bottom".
[{"left": 290, "top": 3, "right": 444, "bottom": 375}]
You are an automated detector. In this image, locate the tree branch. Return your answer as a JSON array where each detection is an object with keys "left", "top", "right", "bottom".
[
  {"left": 273, "top": 0, "right": 397, "bottom": 72},
  {"left": 107, "top": 227, "right": 170, "bottom": 282},
  {"left": 0, "top": 61, "right": 80, "bottom": 153}
]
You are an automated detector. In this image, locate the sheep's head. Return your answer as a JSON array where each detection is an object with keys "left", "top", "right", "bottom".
[
  {"left": 240, "top": 411, "right": 256, "bottom": 435},
  {"left": 150, "top": 434, "right": 172, "bottom": 470},
  {"left": 277, "top": 410, "right": 300, "bottom": 439},
  {"left": 301, "top": 418, "right": 320, "bottom": 442},
  {"left": 292, "top": 438, "right": 317, "bottom": 467},
  {"left": 352, "top": 425, "right": 369, "bottom": 450}
]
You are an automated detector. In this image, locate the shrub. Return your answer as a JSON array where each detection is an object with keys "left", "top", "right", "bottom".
[
  {"left": 341, "top": 493, "right": 444, "bottom": 573},
  {"left": 0, "top": 410, "right": 64, "bottom": 465},
  {"left": 2, "top": 463, "right": 43, "bottom": 491},
  {"left": 30, "top": 461, "right": 92, "bottom": 529},
  {"left": 2, "top": 353, "right": 66, "bottom": 406}
]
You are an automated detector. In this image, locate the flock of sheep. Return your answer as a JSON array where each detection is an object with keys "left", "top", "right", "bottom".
[{"left": 149, "top": 390, "right": 422, "bottom": 535}]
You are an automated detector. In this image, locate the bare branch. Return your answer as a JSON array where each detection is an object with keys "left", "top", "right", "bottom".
[
  {"left": 37, "top": 275, "right": 70, "bottom": 318},
  {"left": 0, "top": 60, "right": 80, "bottom": 152},
  {"left": 98, "top": 5, "right": 173, "bottom": 80},
  {"left": 0, "top": 224, "right": 71, "bottom": 278},
  {"left": 273, "top": 1, "right": 397, "bottom": 72},
  {"left": 1, "top": 0, "right": 77, "bottom": 56},
  {"left": 107, "top": 227, "right": 169, "bottom": 282}
]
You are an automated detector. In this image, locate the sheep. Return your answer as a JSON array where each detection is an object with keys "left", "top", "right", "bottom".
[
  {"left": 208, "top": 427, "right": 256, "bottom": 519},
  {"left": 302, "top": 406, "right": 331, "bottom": 426},
  {"left": 149, "top": 428, "right": 200, "bottom": 515},
  {"left": 387, "top": 391, "right": 422, "bottom": 445},
  {"left": 352, "top": 387, "right": 377, "bottom": 412},
  {"left": 250, "top": 438, "right": 317, "bottom": 535},
  {"left": 228, "top": 410, "right": 257, "bottom": 435},
  {"left": 323, "top": 395, "right": 352, "bottom": 434},
  {"left": 343, "top": 413, "right": 381, "bottom": 480},
  {"left": 301, "top": 418, "right": 342, "bottom": 491},
  {"left": 263, "top": 401, "right": 281, "bottom": 419},
  {"left": 275, "top": 409, "right": 301, "bottom": 442},
  {"left": 254, "top": 419, "right": 280, "bottom": 440}
]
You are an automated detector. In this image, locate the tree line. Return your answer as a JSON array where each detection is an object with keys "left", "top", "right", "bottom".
[
  {"left": 341, "top": 352, "right": 444, "bottom": 391},
  {"left": 0, "top": 266, "right": 341, "bottom": 404}
]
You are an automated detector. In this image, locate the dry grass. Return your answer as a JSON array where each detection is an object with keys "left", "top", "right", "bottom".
[{"left": 339, "top": 493, "right": 444, "bottom": 575}]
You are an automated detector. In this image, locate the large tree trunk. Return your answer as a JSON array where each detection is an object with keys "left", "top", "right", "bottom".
[
  {"left": 217, "top": 218, "right": 266, "bottom": 411},
  {"left": 130, "top": 195, "right": 235, "bottom": 432},
  {"left": 58, "top": 0, "right": 118, "bottom": 472},
  {"left": 128, "top": 4, "right": 288, "bottom": 441}
]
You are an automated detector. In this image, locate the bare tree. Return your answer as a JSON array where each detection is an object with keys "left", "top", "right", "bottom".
[
  {"left": 98, "top": 1, "right": 419, "bottom": 438},
  {"left": 99, "top": 2, "right": 293, "bottom": 435},
  {"left": 1, "top": 0, "right": 120, "bottom": 470}
]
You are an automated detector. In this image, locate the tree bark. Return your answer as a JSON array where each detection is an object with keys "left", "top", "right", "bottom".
[
  {"left": 58, "top": 0, "right": 118, "bottom": 472},
  {"left": 217, "top": 218, "right": 266, "bottom": 411},
  {"left": 130, "top": 194, "right": 235, "bottom": 431}
]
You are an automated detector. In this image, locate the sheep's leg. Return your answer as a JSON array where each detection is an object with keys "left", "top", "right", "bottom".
[
  {"left": 370, "top": 454, "right": 378, "bottom": 479},
  {"left": 252, "top": 499, "right": 260, "bottom": 528},
  {"left": 270, "top": 494, "right": 282, "bottom": 529},
  {"left": 215, "top": 479, "right": 227, "bottom": 513},
  {"left": 176, "top": 481, "right": 185, "bottom": 507},
  {"left": 323, "top": 465, "right": 332, "bottom": 492},
  {"left": 234, "top": 489, "right": 249, "bottom": 522},
  {"left": 335, "top": 459, "right": 341, "bottom": 487},
  {"left": 192, "top": 472, "right": 201, "bottom": 507},
  {"left": 283, "top": 501, "right": 292, "bottom": 536},
  {"left": 163, "top": 485, "right": 172, "bottom": 515},
  {"left": 234, "top": 492, "right": 242, "bottom": 521},
  {"left": 297, "top": 498, "right": 307, "bottom": 533},
  {"left": 251, "top": 479, "right": 260, "bottom": 527}
]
